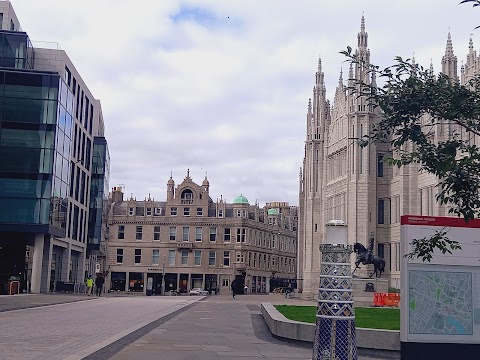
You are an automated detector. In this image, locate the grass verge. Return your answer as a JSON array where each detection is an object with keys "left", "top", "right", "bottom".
[{"left": 274, "top": 305, "right": 400, "bottom": 330}]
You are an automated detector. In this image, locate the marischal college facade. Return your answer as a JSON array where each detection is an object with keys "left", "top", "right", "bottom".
[
  {"left": 298, "top": 16, "right": 477, "bottom": 299},
  {"left": 106, "top": 171, "right": 298, "bottom": 296}
]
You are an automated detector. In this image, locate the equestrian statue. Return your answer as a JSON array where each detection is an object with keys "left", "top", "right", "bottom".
[{"left": 352, "top": 236, "right": 385, "bottom": 278}]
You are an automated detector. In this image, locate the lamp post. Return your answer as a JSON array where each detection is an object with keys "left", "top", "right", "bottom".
[
  {"left": 313, "top": 220, "right": 357, "bottom": 360},
  {"left": 161, "top": 255, "right": 166, "bottom": 296}
]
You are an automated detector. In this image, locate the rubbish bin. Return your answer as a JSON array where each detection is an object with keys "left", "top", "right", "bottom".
[{"left": 8, "top": 280, "right": 20, "bottom": 295}]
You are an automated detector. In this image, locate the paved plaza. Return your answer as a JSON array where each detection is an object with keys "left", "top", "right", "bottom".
[{"left": 0, "top": 293, "right": 397, "bottom": 359}]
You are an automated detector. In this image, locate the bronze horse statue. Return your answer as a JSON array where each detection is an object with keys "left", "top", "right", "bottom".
[{"left": 353, "top": 241, "right": 385, "bottom": 278}]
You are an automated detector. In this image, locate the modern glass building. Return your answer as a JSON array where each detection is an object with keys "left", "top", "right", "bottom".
[
  {"left": 0, "top": 2, "right": 108, "bottom": 294},
  {"left": 86, "top": 137, "right": 110, "bottom": 276}
]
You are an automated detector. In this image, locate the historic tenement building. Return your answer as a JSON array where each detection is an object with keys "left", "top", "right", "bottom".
[
  {"left": 106, "top": 171, "right": 297, "bottom": 295},
  {"left": 299, "top": 16, "right": 474, "bottom": 298}
]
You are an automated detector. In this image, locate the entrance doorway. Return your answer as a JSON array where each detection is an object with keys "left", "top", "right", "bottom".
[
  {"left": 147, "top": 273, "right": 163, "bottom": 295},
  {"left": 179, "top": 273, "right": 188, "bottom": 293}
]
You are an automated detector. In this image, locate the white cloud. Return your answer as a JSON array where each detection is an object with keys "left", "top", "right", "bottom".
[{"left": 10, "top": 0, "right": 480, "bottom": 205}]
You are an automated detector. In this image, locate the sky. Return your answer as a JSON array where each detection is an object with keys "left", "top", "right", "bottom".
[{"left": 9, "top": 0, "right": 480, "bottom": 206}]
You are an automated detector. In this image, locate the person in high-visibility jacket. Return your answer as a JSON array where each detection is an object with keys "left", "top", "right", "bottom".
[{"left": 86, "top": 275, "right": 94, "bottom": 296}]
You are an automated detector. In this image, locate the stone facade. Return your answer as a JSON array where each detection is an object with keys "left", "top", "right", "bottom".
[
  {"left": 298, "top": 16, "right": 476, "bottom": 299},
  {"left": 106, "top": 171, "right": 298, "bottom": 295}
]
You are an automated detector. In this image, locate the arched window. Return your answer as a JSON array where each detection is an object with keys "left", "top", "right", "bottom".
[{"left": 181, "top": 189, "right": 193, "bottom": 204}]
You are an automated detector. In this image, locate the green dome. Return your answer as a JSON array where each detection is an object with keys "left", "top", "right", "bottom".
[
  {"left": 268, "top": 208, "right": 279, "bottom": 215},
  {"left": 233, "top": 195, "right": 249, "bottom": 204}
]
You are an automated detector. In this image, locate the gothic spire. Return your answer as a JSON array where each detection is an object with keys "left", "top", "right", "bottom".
[
  {"left": 445, "top": 31, "right": 454, "bottom": 57},
  {"left": 371, "top": 70, "right": 377, "bottom": 87},
  {"left": 338, "top": 68, "right": 343, "bottom": 86},
  {"left": 357, "top": 14, "right": 368, "bottom": 49},
  {"left": 315, "top": 56, "right": 325, "bottom": 86},
  {"left": 469, "top": 36, "right": 474, "bottom": 53},
  {"left": 441, "top": 31, "right": 457, "bottom": 80}
]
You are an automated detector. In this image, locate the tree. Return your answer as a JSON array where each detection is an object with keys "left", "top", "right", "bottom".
[{"left": 339, "top": 49, "right": 480, "bottom": 261}]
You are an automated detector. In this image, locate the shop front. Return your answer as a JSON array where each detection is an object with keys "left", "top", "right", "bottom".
[{"left": 128, "top": 272, "right": 144, "bottom": 292}]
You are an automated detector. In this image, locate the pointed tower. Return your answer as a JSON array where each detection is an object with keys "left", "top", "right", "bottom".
[
  {"left": 345, "top": 14, "right": 381, "bottom": 279},
  {"left": 441, "top": 32, "right": 458, "bottom": 81},
  {"left": 202, "top": 172, "right": 210, "bottom": 194},
  {"left": 167, "top": 172, "right": 175, "bottom": 201},
  {"left": 354, "top": 15, "right": 371, "bottom": 84},
  {"left": 463, "top": 36, "right": 477, "bottom": 85},
  {"left": 298, "top": 56, "right": 331, "bottom": 298}
]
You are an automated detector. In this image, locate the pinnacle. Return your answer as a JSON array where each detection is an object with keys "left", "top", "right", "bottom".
[{"left": 445, "top": 31, "right": 454, "bottom": 56}]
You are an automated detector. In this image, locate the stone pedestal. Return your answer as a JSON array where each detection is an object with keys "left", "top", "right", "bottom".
[{"left": 351, "top": 278, "right": 389, "bottom": 307}]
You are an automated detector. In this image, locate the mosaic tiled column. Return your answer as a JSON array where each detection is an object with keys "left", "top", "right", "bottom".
[{"left": 313, "top": 220, "right": 357, "bottom": 360}]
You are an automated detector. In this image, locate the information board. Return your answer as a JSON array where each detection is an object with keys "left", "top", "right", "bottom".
[{"left": 400, "top": 215, "right": 480, "bottom": 344}]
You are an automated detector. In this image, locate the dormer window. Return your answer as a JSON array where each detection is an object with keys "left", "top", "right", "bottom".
[{"left": 128, "top": 207, "right": 134, "bottom": 216}]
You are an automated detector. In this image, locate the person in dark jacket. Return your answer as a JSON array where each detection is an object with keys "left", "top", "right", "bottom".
[
  {"left": 231, "top": 279, "right": 237, "bottom": 299},
  {"left": 95, "top": 273, "right": 105, "bottom": 297}
]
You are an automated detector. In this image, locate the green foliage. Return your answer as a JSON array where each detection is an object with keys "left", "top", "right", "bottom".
[
  {"left": 274, "top": 305, "right": 400, "bottom": 330},
  {"left": 405, "top": 229, "right": 462, "bottom": 262}
]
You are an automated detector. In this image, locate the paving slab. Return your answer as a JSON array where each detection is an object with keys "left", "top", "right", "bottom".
[
  {"left": 0, "top": 293, "right": 96, "bottom": 312},
  {"left": 109, "top": 295, "right": 394, "bottom": 360},
  {"left": 0, "top": 296, "right": 201, "bottom": 360}
]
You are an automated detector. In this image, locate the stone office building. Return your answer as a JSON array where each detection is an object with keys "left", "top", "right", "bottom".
[
  {"left": 0, "top": 1, "right": 109, "bottom": 294},
  {"left": 107, "top": 171, "right": 298, "bottom": 295}
]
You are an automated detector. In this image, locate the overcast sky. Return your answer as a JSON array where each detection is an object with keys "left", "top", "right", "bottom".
[{"left": 10, "top": 0, "right": 480, "bottom": 206}]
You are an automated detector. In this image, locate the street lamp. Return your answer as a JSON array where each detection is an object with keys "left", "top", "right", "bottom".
[
  {"left": 161, "top": 255, "right": 166, "bottom": 296},
  {"left": 313, "top": 220, "right": 357, "bottom": 360}
]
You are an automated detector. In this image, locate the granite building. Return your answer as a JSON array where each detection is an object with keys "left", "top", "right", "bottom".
[
  {"left": 107, "top": 171, "right": 297, "bottom": 295},
  {"left": 298, "top": 16, "right": 475, "bottom": 298}
]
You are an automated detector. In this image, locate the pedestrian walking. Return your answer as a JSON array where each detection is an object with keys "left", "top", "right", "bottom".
[
  {"left": 244, "top": 285, "right": 248, "bottom": 295},
  {"left": 85, "top": 275, "right": 94, "bottom": 296},
  {"left": 231, "top": 279, "right": 237, "bottom": 299},
  {"left": 285, "top": 283, "right": 292, "bottom": 298},
  {"left": 95, "top": 273, "right": 104, "bottom": 297}
]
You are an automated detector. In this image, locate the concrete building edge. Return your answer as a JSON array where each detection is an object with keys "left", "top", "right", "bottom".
[{"left": 261, "top": 302, "right": 401, "bottom": 355}]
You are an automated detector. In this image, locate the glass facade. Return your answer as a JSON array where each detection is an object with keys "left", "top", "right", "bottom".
[
  {"left": 87, "top": 137, "right": 110, "bottom": 251},
  {"left": 0, "top": 69, "right": 74, "bottom": 235},
  {"left": 0, "top": 31, "right": 34, "bottom": 69}
]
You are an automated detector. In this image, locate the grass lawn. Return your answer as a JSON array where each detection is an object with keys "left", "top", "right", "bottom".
[{"left": 274, "top": 305, "right": 400, "bottom": 331}]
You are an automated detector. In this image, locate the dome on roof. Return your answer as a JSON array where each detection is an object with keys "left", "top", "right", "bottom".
[
  {"left": 233, "top": 195, "right": 249, "bottom": 204},
  {"left": 202, "top": 177, "right": 209, "bottom": 186},
  {"left": 268, "top": 208, "right": 279, "bottom": 215}
]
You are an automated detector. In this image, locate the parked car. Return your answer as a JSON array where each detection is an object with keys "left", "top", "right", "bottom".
[{"left": 189, "top": 288, "right": 208, "bottom": 296}]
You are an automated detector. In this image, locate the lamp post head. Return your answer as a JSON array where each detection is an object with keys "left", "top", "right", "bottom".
[{"left": 325, "top": 219, "right": 348, "bottom": 245}]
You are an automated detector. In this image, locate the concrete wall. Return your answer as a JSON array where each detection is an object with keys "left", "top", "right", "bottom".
[{"left": 261, "top": 302, "right": 400, "bottom": 352}]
